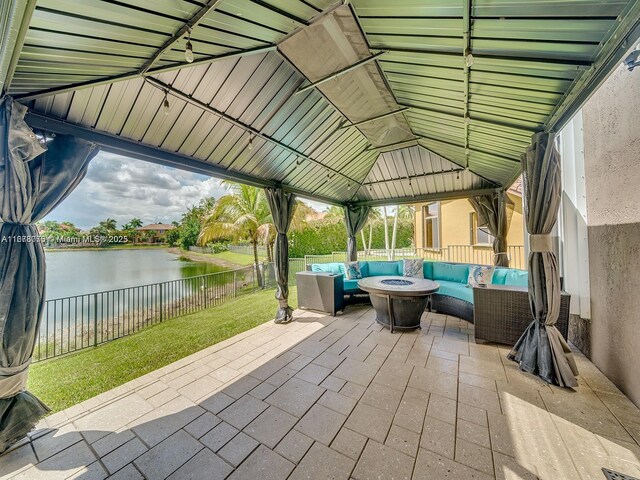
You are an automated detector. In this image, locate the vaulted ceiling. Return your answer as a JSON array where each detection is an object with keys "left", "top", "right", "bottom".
[{"left": 2, "top": 0, "right": 639, "bottom": 206}]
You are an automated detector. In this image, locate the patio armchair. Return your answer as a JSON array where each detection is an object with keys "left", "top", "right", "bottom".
[{"left": 473, "top": 284, "right": 571, "bottom": 345}]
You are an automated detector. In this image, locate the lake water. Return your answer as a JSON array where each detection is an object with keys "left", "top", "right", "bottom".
[
  {"left": 45, "top": 248, "right": 227, "bottom": 300},
  {"left": 37, "top": 248, "right": 256, "bottom": 359}
]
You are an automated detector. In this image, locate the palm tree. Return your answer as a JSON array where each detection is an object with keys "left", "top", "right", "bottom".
[
  {"left": 390, "top": 205, "right": 415, "bottom": 256},
  {"left": 363, "top": 208, "right": 382, "bottom": 253},
  {"left": 262, "top": 200, "right": 313, "bottom": 262},
  {"left": 382, "top": 206, "right": 391, "bottom": 258},
  {"left": 99, "top": 218, "right": 117, "bottom": 231},
  {"left": 324, "top": 205, "right": 344, "bottom": 221},
  {"left": 199, "top": 183, "right": 272, "bottom": 287},
  {"left": 129, "top": 218, "right": 143, "bottom": 229}
]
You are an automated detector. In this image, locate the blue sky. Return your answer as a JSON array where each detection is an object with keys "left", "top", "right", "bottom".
[{"left": 45, "top": 151, "right": 328, "bottom": 230}]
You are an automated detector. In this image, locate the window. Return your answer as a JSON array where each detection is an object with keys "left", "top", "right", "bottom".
[
  {"left": 470, "top": 212, "right": 494, "bottom": 245},
  {"left": 423, "top": 203, "right": 440, "bottom": 249}
]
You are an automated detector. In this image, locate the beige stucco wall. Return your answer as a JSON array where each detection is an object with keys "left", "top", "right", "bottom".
[
  {"left": 582, "top": 63, "right": 640, "bottom": 406},
  {"left": 414, "top": 196, "right": 524, "bottom": 249}
]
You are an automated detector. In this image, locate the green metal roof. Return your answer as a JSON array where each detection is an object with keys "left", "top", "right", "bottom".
[{"left": 1, "top": 0, "right": 639, "bottom": 206}]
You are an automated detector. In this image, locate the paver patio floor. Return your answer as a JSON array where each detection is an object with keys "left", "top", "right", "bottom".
[{"left": 2, "top": 305, "right": 640, "bottom": 480}]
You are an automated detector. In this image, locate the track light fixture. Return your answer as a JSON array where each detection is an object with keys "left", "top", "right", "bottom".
[
  {"left": 623, "top": 48, "right": 640, "bottom": 71},
  {"left": 185, "top": 28, "right": 194, "bottom": 63},
  {"left": 162, "top": 91, "right": 170, "bottom": 115},
  {"left": 464, "top": 48, "right": 474, "bottom": 67},
  {"left": 248, "top": 136, "right": 253, "bottom": 151}
]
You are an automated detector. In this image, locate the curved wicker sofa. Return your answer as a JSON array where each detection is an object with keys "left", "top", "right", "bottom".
[
  {"left": 308, "top": 260, "right": 529, "bottom": 324},
  {"left": 305, "top": 260, "right": 570, "bottom": 344}
]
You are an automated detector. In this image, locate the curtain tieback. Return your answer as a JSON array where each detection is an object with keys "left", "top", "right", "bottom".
[
  {"left": 0, "top": 360, "right": 31, "bottom": 398},
  {"left": 530, "top": 234, "right": 553, "bottom": 252}
]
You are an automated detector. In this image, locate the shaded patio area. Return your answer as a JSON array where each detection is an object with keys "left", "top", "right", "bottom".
[{"left": 2, "top": 306, "right": 639, "bottom": 480}]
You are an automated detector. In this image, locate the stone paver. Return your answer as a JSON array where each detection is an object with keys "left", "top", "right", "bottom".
[
  {"left": 134, "top": 430, "right": 202, "bottom": 480},
  {"left": 320, "top": 375, "right": 347, "bottom": 392},
  {"left": 317, "top": 389, "right": 358, "bottom": 416},
  {"left": 331, "top": 427, "right": 368, "bottom": 461},
  {"left": 353, "top": 441, "right": 415, "bottom": 480},
  {"left": 183, "top": 412, "right": 221, "bottom": 439},
  {"left": 413, "top": 448, "right": 493, "bottom": 480},
  {"left": 289, "top": 442, "right": 355, "bottom": 480},
  {"left": 166, "top": 449, "right": 232, "bottom": 480},
  {"left": 218, "top": 395, "right": 269, "bottom": 430},
  {"left": 265, "top": 377, "right": 325, "bottom": 417},
  {"left": 386, "top": 425, "right": 421, "bottom": 457},
  {"left": 228, "top": 445, "right": 294, "bottom": 480},
  {"left": 102, "top": 437, "right": 147, "bottom": 474},
  {"left": 294, "top": 403, "right": 346, "bottom": 445},
  {"left": 244, "top": 406, "right": 298, "bottom": 448},
  {"left": 274, "top": 429, "right": 314, "bottom": 464},
  {"left": 218, "top": 432, "right": 259, "bottom": 466},
  {"left": 345, "top": 403, "right": 394, "bottom": 443},
  {"left": 4, "top": 306, "right": 640, "bottom": 480},
  {"left": 294, "top": 363, "right": 332, "bottom": 385}
]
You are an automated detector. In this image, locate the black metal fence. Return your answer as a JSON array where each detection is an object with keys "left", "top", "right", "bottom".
[{"left": 36, "top": 258, "right": 307, "bottom": 362}]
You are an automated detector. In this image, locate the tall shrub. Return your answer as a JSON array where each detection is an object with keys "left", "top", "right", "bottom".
[{"left": 289, "top": 218, "right": 414, "bottom": 257}]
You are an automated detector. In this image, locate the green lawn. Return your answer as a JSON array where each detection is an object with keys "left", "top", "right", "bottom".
[
  {"left": 211, "top": 250, "right": 265, "bottom": 266},
  {"left": 29, "top": 287, "right": 297, "bottom": 413}
]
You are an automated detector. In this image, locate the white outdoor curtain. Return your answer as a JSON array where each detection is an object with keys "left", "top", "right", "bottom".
[
  {"left": 468, "top": 191, "right": 514, "bottom": 267},
  {"left": 508, "top": 132, "right": 578, "bottom": 387},
  {"left": 0, "top": 97, "right": 99, "bottom": 452},
  {"left": 344, "top": 205, "right": 370, "bottom": 262},
  {"left": 264, "top": 187, "right": 297, "bottom": 324}
]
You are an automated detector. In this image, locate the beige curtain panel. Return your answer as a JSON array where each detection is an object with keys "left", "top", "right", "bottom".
[
  {"left": 508, "top": 132, "right": 578, "bottom": 388},
  {"left": 468, "top": 191, "right": 514, "bottom": 267}
]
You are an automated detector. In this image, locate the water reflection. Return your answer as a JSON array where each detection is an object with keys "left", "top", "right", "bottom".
[{"left": 45, "top": 248, "right": 227, "bottom": 300}]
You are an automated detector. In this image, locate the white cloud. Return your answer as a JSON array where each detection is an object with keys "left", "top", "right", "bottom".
[{"left": 44, "top": 152, "right": 227, "bottom": 229}]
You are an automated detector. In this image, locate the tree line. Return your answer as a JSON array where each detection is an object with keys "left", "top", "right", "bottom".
[
  {"left": 37, "top": 218, "right": 152, "bottom": 246},
  {"left": 39, "top": 184, "right": 416, "bottom": 279},
  {"left": 165, "top": 183, "right": 415, "bottom": 285}
]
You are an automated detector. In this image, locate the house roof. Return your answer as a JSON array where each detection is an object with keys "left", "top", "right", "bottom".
[
  {"left": 508, "top": 176, "right": 523, "bottom": 196},
  {"left": 2, "top": 0, "right": 639, "bottom": 207},
  {"left": 137, "top": 223, "right": 175, "bottom": 231}
]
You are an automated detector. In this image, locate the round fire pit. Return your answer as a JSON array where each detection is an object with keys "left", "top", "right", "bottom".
[{"left": 357, "top": 276, "right": 439, "bottom": 332}]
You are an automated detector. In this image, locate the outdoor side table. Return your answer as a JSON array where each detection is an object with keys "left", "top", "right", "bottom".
[
  {"left": 296, "top": 271, "right": 345, "bottom": 316},
  {"left": 358, "top": 276, "right": 439, "bottom": 333}
]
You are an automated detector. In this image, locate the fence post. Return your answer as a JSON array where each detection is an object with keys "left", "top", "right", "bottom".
[
  {"left": 203, "top": 278, "right": 207, "bottom": 308},
  {"left": 159, "top": 283, "right": 163, "bottom": 322},
  {"left": 233, "top": 270, "right": 237, "bottom": 298},
  {"left": 93, "top": 292, "right": 98, "bottom": 347}
]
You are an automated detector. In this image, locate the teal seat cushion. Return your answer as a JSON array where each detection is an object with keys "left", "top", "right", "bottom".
[
  {"left": 311, "top": 263, "right": 345, "bottom": 275},
  {"left": 359, "top": 262, "right": 369, "bottom": 277},
  {"left": 432, "top": 262, "right": 469, "bottom": 283},
  {"left": 435, "top": 280, "right": 474, "bottom": 304},
  {"left": 366, "top": 261, "right": 401, "bottom": 276},
  {"left": 491, "top": 268, "right": 508, "bottom": 285},
  {"left": 423, "top": 261, "right": 434, "bottom": 280},
  {"left": 343, "top": 279, "right": 362, "bottom": 293},
  {"left": 503, "top": 269, "right": 528, "bottom": 287}
]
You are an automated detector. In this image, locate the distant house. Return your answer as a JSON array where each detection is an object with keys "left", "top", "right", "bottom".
[
  {"left": 136, "top": 223, "right": 176, "bottom": 243},
  {"left": 413, "top": 180, "right": 525, "bottom": 267},
  {"left": 305, "top": 211, "right": 327, "bottom": 222}
]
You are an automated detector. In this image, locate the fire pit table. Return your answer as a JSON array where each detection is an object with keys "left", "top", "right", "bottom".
[{"left": 358, "top": 276, "right": 440, "bottom": 332}]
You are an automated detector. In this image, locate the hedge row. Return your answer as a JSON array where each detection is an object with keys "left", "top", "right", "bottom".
[{"left": 288, "top": 220, "right": 414, "bottom": 257}]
